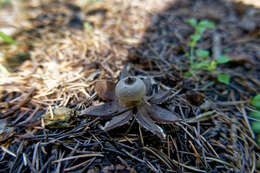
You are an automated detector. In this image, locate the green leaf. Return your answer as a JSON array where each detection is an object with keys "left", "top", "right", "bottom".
[
  {"left": 190, "top": 34, "right": 201, "bottom": 42},
  {"left": 195, "top": 49, "right": 209, "bottom": 59},
  {"left": 192, "top": 60, "right": 216, "bottom": 71},
  {"left": 184, "top": 52, "right": 190, "bottom": 57},
  {"left": 184, "top": 71, "right": 192, "bottom": 77},
  {"left": 216, "top": 55, "right": 230, "bottom": 64},
  {"left": 257, "top": 135, "right": 260, "bottom": 145},
  {"left": 207, "top": 60, "right": 217, "bottom": 71},
  {"left": 198, "top": 20, "right": 215, "bottom": 29},
  {"left": 84, "top": 22, "right": 93, "bottom": 32},
  {"left": 197, "top": 26, "right": 206, "bottom": 34},
  {"left": 252, "top": 121, "right": 260, "bottom": 133},
  {"left": 251, "top": 111, "right": 260, "bottom": 119},
  {"left": 189, "top": 34, "right": 201, "bottom": 47},
  {"left": 251, "top": 94, "right": 260, "bottom": 109},
  {"left": 1, "top": 0, "right": 11, "bottom": 3},
  {"left": 186, "top": 18, "right": 197, "bottom": 27},
  {"left": 193, "top": 61, "right": 210, "bottom": 70},
  {"left": 217, "top": 74, "right": 230, "bottom": 85},
  {"left": 189, "top": 40, "right": 196, "bottom": 47},
  {"left": 0, "top": 32, "right": 15, "bottom": 44}
]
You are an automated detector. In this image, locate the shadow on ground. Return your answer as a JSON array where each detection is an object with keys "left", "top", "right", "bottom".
[
  {"left": 128, "top": 0, "right": 260, "bottom": 91},
  {"left": 124, "top": 0, "right": 260, "bottom": 172}
]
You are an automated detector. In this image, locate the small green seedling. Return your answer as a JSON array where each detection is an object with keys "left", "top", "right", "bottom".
[
  {"left": 186, "top": 19, "right": 215, "bottom": 48},
  {"left": 0, "top": 32, "right": 16, "bottom": 44},
  {"left": 84, "top": 22, "right": 93, "bottom": 32},
  {"left": 185, "top": 19, "right": 231, "bottom": 84},
  {"left": 0, "top": 1, "right": 16, "bottom": 44},
  {"left": 250, "top": 94, "right": 260, "bottom": 145}
]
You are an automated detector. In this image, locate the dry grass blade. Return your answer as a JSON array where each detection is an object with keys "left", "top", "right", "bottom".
[
  {"left": 142, "top": 147, "right": 174, "bottom": 170},
  {"left": 1, "top": 146, "right": 16, "bottom": 158},
  {"left": 206, "top": 157, "right": 234, "bottom": 168},
  {"left": 186, "top": 111, "right": 217, "bottom": 123},
  {"left": 143, "top": 147, "right": 207, "bottom": 172},
  {"left": 64, "top": 157, "right": 96, "bottom": 172},
  {"left": 121, "top": 148, "right": 145, "bottom": 164},
  {"left": 188, "top": 140, "right": 204, "bottom": 166},
  {"left": 240, "top": 104, "right": 255, "bottom": 138},
  {"left": 52, "top": 153, "right": 104, "bottom": 163},
  {"left": 170, "top": 158, "right": 207, "bottom": 173}
]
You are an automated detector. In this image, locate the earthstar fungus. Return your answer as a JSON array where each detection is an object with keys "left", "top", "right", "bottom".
[
  {"left": 115, "top": 77, "right": 146, "bottom": 107},
  {"left": 81, "top": 76, "right": 180, "bottom": 139}
]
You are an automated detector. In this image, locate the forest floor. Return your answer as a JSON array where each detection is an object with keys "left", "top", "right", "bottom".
[{"left": 0, "top": 0, "right": 260, "bottom": 172}]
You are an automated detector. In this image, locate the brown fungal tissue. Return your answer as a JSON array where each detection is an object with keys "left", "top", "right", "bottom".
[{"left": 81, "top": 76, "right": 181, "bottom": 139}]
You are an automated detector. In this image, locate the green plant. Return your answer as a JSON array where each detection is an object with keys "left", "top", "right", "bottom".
[
  {"left": 250, "top": 94, "right": 260, "bottom": 145},
  {"left": 217, "top": 73, "right": 230, "bottom": 85},
  {"left": 251, "top": 94, "right": 260, "bottom": 109},
  {"left": 83, "top": 22, "right": 93, "bottom": 33},
  {"left": 0, "top": 32, "right": 16, "bottom": 44},
  {"left": 1, "top": 0, "right": 10, "bottom": 2},
  {"left": 0, "top": 31, "right": 16, "bottom": 74},
  {"left": 0, "top": 0, "right": 11, "bottom": 9},
  {"left": 185, "top": 19, "right": 231, "bottom": 84}
]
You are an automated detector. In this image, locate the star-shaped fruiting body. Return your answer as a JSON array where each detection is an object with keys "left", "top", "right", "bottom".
[{"left": 81, "top": 76, "right": 180, "bottom": 139}]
